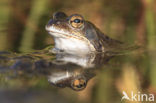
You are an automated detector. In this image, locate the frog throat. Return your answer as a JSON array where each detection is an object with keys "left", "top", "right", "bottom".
[{"left": 46, "top": 25, "right": 96, "bottom": 52}]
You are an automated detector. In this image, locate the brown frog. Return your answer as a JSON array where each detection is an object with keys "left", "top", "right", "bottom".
[{"left": 45, "top": 12, "right": 129, "bottom": 54}]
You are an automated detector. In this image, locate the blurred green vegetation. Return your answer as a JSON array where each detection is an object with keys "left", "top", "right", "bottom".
[{"left": 0, "top": 0, "right": 156, "bottom": 103}]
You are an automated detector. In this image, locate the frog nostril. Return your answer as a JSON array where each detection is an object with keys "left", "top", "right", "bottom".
[{"left": 47, "top": 19, "right": 55, "bottom": 26}]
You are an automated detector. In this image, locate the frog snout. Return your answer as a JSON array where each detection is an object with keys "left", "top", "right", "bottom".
[
  {"left": 46, "top": 19, "right": 55, "bottom": 27},
  {"left": 45, "top": 19, "right": 56, "bottom": 31}
]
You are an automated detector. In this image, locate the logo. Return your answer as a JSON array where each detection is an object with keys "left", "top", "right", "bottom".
[{"left": 121, "top": 91, "right": 155, "bottom": 102}]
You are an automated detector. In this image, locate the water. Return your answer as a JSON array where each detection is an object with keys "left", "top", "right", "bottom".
[{"left": 0, "top": 47, "right": 155, "bottom": 103}]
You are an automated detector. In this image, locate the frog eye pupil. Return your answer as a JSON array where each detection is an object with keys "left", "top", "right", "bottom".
[
  {"left": 73, "top": 19, "right": 81, "bottom": 23},
  {"left": 76, "top": 84, "right": 83, "bottom": 88}
]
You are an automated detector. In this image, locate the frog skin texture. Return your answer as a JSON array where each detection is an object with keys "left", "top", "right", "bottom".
[{"left": 45, "top": 12, "right": 124, "bottom": 54}]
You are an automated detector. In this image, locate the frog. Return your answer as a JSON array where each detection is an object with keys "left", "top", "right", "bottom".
[{"left": 45, "top": 12, "right": 127, "bottom": 54}]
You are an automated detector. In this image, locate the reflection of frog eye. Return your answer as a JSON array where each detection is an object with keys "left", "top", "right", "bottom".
[
  {"left": 71, "top": 78, "right": 86, "bottom": 91},
  {"left": 69, "top": 15, "right": 84, "bottom": 28}
]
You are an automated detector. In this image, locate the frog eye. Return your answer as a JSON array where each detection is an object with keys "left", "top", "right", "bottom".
[
  {"left": 69, "top": 15, "right": 84, "bottom": 28},
  {"left": 71, "top": 78, "right": 86, "bottom": 91}
]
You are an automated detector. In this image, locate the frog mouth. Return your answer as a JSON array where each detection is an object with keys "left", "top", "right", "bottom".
[
  {"left": 45, "top": 25, "right": 84, "bottom": 40},
  {"left": 46, "top": 25, "right": 72, "bottom": 37}
]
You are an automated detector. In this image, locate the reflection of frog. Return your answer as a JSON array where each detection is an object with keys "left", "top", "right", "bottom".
[
  {"left": 0, "top": 51, "right": 113, "bottom": 91},
  {"left": 47, "top": 53, "right": 112, "bottom": 91},
  {"left": 48, "top": 67, "right": 95, "bottom": 91},
  {"left": 46, "top": 12, "right": 124, "bottom": 54}
]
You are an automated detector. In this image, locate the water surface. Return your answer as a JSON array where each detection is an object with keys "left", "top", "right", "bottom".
[{"left": 0, "top": 47, "right": 155, "bottom": 103}]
